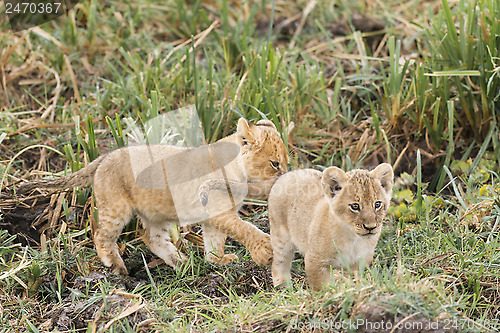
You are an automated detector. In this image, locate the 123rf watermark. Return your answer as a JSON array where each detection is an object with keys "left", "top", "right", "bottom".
[
  {"left": 5, "top": 0, "right": 79, "bottom": 32},
  {"left": 290, "top": 318, "right": 500, "bottom": 331}
]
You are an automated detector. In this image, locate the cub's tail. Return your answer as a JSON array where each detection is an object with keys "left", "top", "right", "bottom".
[{"left": 18, "top": 155, "right": 106, "bottom": 194}]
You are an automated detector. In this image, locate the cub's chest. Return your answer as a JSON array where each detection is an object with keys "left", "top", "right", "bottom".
[{"left": 330, "top": 233, "right": 377, "bottom": 268}]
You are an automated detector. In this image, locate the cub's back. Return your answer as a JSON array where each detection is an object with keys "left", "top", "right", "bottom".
[
  {"left": 268, "top": 169, "right": 325, "bottom": 228},
  {"left": 269, "top": 168, "right": 322, "bottom": 204}
]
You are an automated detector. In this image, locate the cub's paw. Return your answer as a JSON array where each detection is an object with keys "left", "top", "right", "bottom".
[
  {"left": 100, "top": 253, "right": 128, "bottom": 275},
  {"left": 111, "top": 263, "right": 129, "bottom": 276},
  {"left": 272, "top": 278, "right": 289, "bottom": 289},
  {"left": 249, "top": 234, "right": 273, "bottom": 266},
  {"left": 171, "top": 252, "right": 188, "bottom": 269},
  {"left": 219, "top": 253, "right": 239, "bottom": 265},
  {"left": 206, "top": 253, "right": 239, "bottom": 265}
]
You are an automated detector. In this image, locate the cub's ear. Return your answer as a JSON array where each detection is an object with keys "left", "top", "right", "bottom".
[
  {"left": 256, "top": 119, "right": 277, "bottom": 131},
  {"left": 322, "top": 167, "right": 347, "bottom": 198},
  {"left": 370, "top": 163, "right": 394, "bottom": 194},
  {"left": 236, "top": 118, "right": 256, "bottom": 146}
]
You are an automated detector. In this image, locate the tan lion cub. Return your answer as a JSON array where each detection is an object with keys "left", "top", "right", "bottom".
[
  {"left": 20, "top": 118, "right": 288, "bottom": 275},
  {"left": 268, "top": 164, "right": 393, "bottom": 291}
]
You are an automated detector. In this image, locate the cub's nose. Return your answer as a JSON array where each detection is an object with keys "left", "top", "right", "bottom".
[{"left": 363, "top": 224, "right": 377, "bottom": 231}]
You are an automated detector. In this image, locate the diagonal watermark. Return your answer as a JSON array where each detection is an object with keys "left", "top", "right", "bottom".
[{"left": 126, "top": 106, "right": 247, "bottom": 224}]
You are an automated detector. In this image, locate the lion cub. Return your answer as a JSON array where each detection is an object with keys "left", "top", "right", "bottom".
[
  {"left": 268, "top": 164, "right": 393, "bottom": 291},
  {"left": 20, "top": 118, "right": 288, "bottom": 275}
]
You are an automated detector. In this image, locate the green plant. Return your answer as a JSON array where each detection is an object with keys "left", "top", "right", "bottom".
[
  {"left": 381, "top": 36, "right": 412, "bottom": 126},
  {"left": 0, "top": 230, "right": 20, "bottom": 269},
  {"left": 105, "top": 114, "right": 126, "bottom": 148},
  {"left": 424, "top": 0, "right": 500, "bottom": 139},
  {"left": 77, "top": 115, "right": 100, "bottom": 162}
]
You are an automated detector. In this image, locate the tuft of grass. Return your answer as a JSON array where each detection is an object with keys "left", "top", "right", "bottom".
[{"left": 424, "top": 0, "right": 499, "bottom": 140}]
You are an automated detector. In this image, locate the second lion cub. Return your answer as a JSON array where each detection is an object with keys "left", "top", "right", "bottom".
[{"left": 268, "top": 164, "right": 393, "bottom": 291}]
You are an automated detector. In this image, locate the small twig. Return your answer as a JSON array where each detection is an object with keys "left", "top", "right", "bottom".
[
  {"left": 64, "top": 55, "right": 82, "bottom": 105},
  {"left": 8, "top": 117, "right": 104, "bottom": 137},
  {"left": 101, "top": 299, "right": 145, "bottom": 331},
  {"left": 30, "top": 26, "right": 70, "bottom": 54},
  {"left": 392, "top": 142, "right": 409, "bottom": 171},
  {"left": 170, "top": 20, "right": 219, "bottom": 71},
  {"left": 289, "top": 1, "right": 317, "bottom": 49}
]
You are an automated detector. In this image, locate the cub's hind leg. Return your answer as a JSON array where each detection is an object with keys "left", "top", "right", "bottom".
[
  {"left": 142, "top": 222, "right": 187, "bottom": 268},
  {"left": 94, "top": 203, "right": 133, "bottom": 275},
  {"left": 201, "top": 222, "right": 238, "bottom": 264},
  {"left": 304, "top": 253, "right": 332, "bottom": 292}
]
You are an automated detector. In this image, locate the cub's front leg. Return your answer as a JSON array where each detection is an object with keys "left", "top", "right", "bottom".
[
  {"left": 208, "top": 210, "right": 273, "bottom": 266},
  {"left": 142, "top": 222, "right": 188, "bottom": 268},
  {"left": 270, "top": 224, "right": 296, "bottom": 287},
  {"left": 304, "top": 253, "right": 333, "bottom": 291},
  {"left": 201, "top": 222, "right": 238, "bottom": 264},
  {"left": 270, "top": 239, "right": 295, "bottom": 287}
]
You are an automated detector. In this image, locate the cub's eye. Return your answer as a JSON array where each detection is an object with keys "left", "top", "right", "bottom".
[
  {"left": 374, "top": 201, "right": 382, "bottom": 209},
  {"left": 270, "top": 161, "right": 280, "bottom": 170},
  {"left": 349, "top": 203, "right": 360, "bottom": 211}
]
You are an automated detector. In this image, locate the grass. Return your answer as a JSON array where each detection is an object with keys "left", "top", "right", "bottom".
[
  {"left": 1, "top": 190, "right": 500, "bottom": 331},
  {"left": 0, "top": 0, "right": 499, "bottom": 331}
]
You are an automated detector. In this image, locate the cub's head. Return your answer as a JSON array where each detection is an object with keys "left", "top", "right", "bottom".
[
  {"left": 236, "top": 118, "right": 289, "bottom": 181},
  {"left": 321, "top": 164, "right": 394, "bottom": 236}
]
